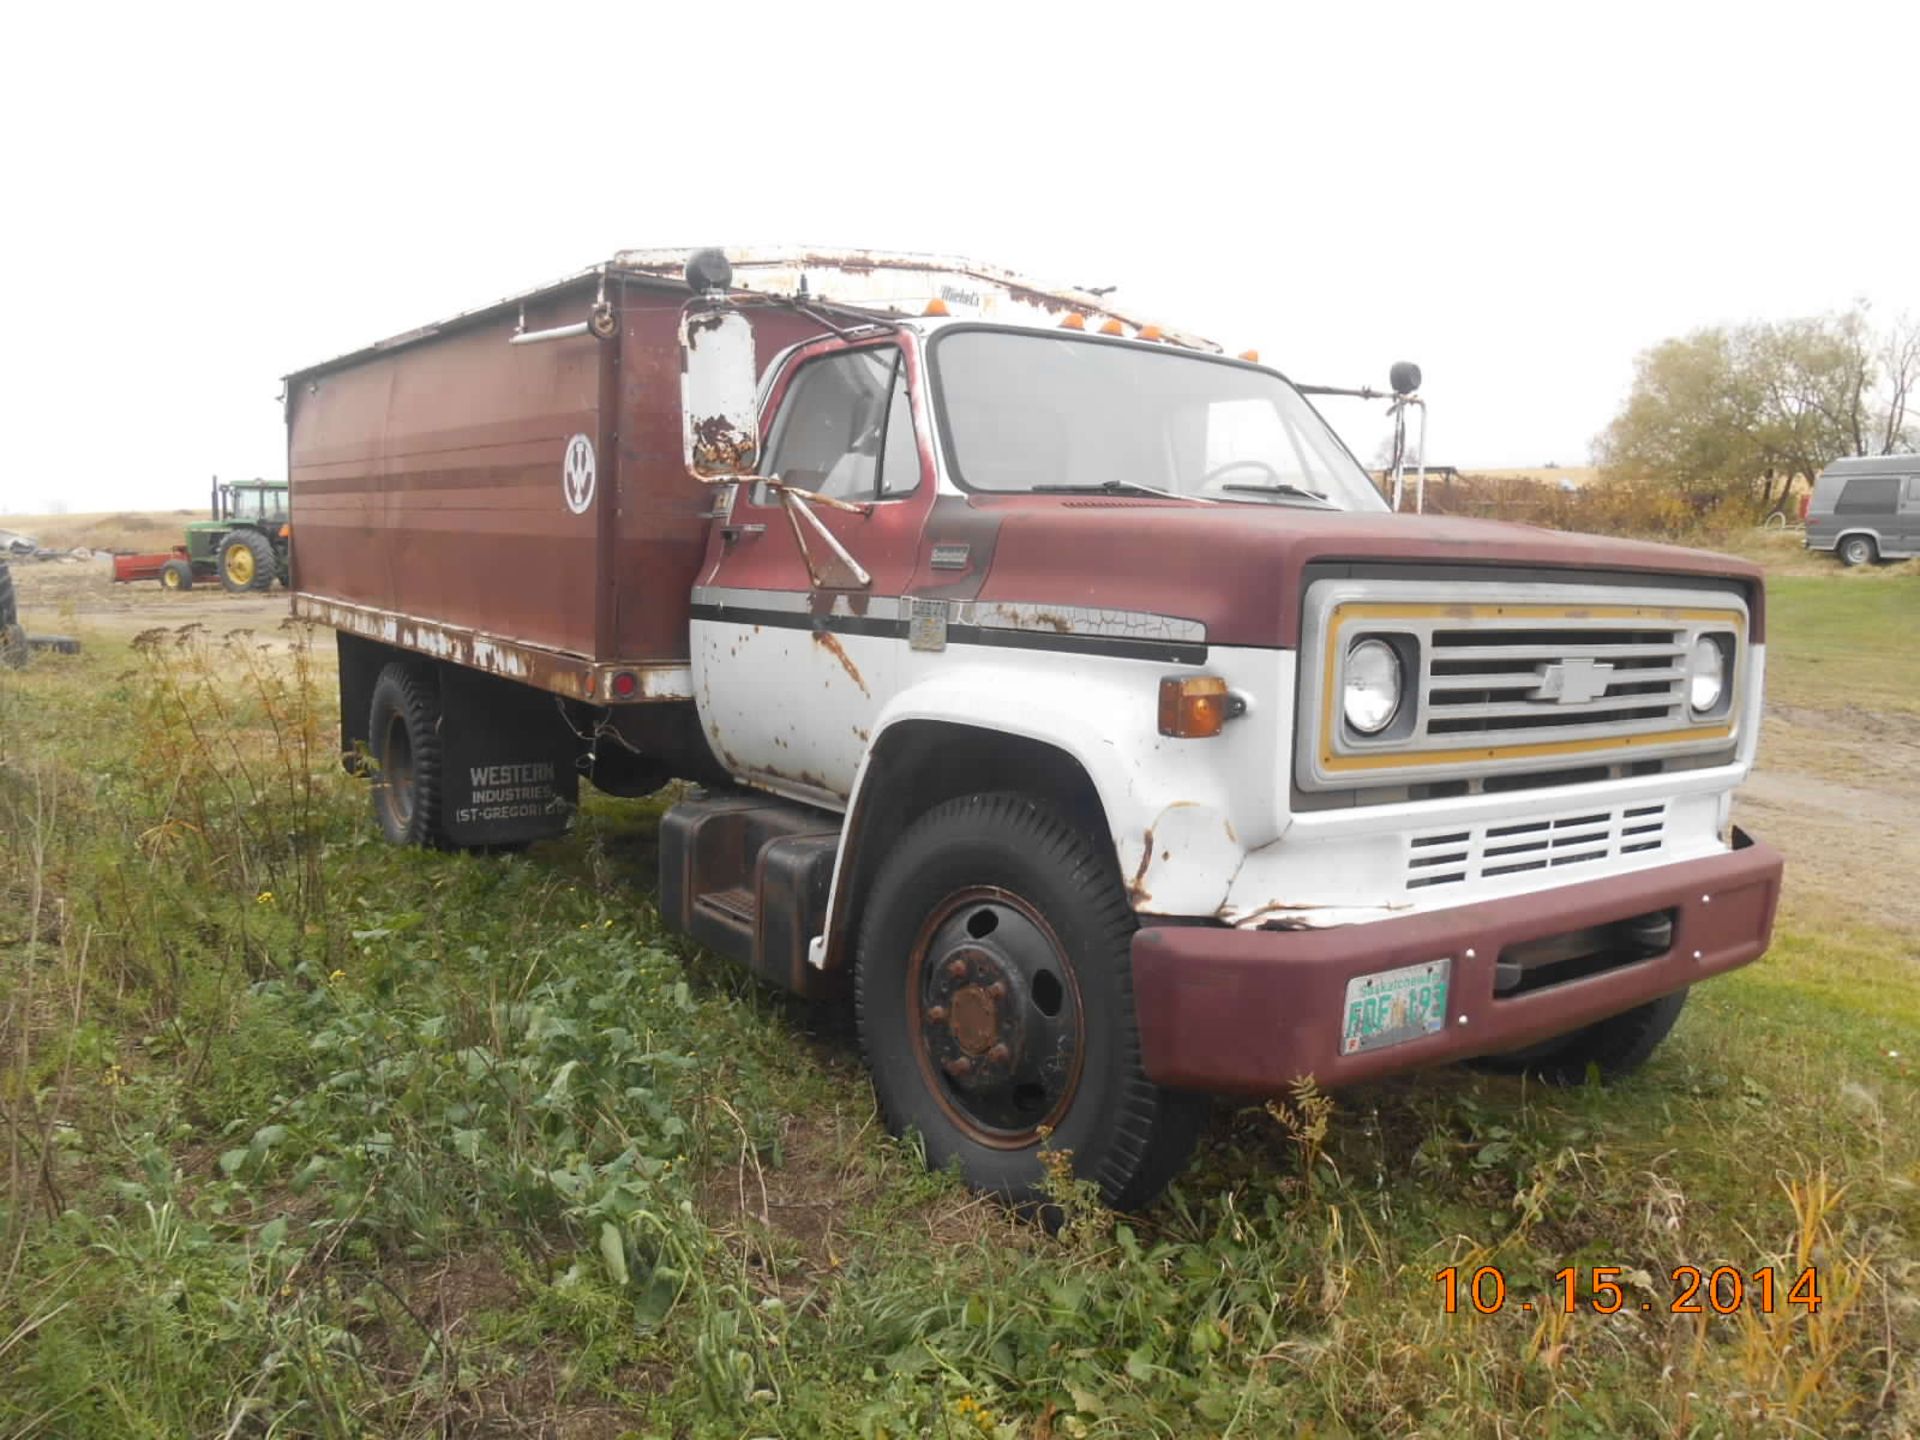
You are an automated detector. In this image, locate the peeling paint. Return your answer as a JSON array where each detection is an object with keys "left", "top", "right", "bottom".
[{"left": 812, "top": 629, "right": 870, "bottom": 696}]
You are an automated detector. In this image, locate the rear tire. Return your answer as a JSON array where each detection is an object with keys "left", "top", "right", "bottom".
[
  {"left": 220, "top": 530, "right": 276, "bottom": 592},
  {"left": 854, "top": 793, "right": 1207, "bottom": 1211},
  {"left": 1838, "top": 535, "right": 1876, "bottom": 567},
  {"left": 368, "top": 663, "right": 445, "bottom": 846},
  {"left": 159, "top": 558, "right": 194, "bottom": 591},
  {"left": 1473, "top": 988, "right": 1688, "bottom": 1084}
]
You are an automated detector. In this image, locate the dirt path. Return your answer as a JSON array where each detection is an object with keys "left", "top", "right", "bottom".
[
  {"left": 10, "top": 556, "right": 297, "bottom": 641},
  {"left": 1735, "top": 704, "right": 1920, "bottom": 935}
]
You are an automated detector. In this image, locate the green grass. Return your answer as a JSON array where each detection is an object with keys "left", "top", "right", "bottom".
[
  {"left": 1, "top": 614, "right": 1916, "bottom": 1438},
  {"left": 1762, "top": 572, "right": 1920, "bottom": 715}
]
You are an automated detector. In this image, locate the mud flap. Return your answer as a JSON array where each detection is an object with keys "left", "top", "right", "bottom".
[{"left": 436, "top": 665, "right": 581, "bottom": 847}]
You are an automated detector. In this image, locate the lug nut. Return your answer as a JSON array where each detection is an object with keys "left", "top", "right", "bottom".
[
  {"left": 926, "top": 1005, "right": 948, "bottom": 1024},
  {"left": 946, "top": 959, "right": 969, "bottom": 981},
  {"left": 985, "top": 980, "right": 1008, "bottom": 1000},
  {"left": 943, "top": 1057, "right": 974, "bottom": 1079},
  {"left": 986, "top": 1043, "right": 1010, "bottom": 1065}
]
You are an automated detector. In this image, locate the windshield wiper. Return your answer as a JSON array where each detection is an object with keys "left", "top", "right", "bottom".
[
  {"left": 1030, "top": 480, "right": 1216, "bottom": 503},
  {"left": 1219, "top": 482, "right": 1333, "bottom": 504}
]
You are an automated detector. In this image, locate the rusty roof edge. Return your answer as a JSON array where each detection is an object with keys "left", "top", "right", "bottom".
[{"left": 611, "top": 246, "right": 1222, "bottom": 352}]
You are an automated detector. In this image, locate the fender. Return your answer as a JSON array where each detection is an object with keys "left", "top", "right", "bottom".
[{"left": 811, "top": 643, "right": 1297, "bottom": 972}]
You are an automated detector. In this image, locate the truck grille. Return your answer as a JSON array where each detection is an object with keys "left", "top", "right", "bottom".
[
  {"left": 1406, "top": 802, "right": 1668, "bottom": 890},
  {"left": 1424, "top": 625, "right": 1688, "bottom": 742},
  {"left": 1296, "top": 579, "right": 1748, "bottom": 792}
]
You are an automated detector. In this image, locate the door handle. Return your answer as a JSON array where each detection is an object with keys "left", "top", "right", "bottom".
[{"left": 721, "top": 524, "right": 766, "bottom": 545}]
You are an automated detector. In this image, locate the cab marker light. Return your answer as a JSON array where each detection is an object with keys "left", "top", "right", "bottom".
[
  {"left": 1158, "top": 675, "right": 1247, "bottom": 738},
  {"left": 1238, "top": 348, "right": 1260, "bottom": 362},
  {"left": 1060, "top": 313, "right": 1087, "bottom": 330},
  {"left": 1139, "top": 324, "right": 1164, "bottom": 341},
  {"left": 1099, "top": 318, "right": 1126, "bottom": 336},
  {"left": 923, "top": 298, "right": 950, "bottom": 316}
]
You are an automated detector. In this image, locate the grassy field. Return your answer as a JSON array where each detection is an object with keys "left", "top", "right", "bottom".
[{"left": 1, "top": 569, "right": 1916, "bottom": 1437}]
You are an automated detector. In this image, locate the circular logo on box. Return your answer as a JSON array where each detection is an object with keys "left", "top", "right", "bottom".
[{"left": 562, "top": 434, "right": 596, "bottom": 514}]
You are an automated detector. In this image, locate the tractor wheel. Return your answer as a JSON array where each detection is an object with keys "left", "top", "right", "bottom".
[
  {"left": 368, "top": 662, "right": 445, "bottom": 846},
  {"left": 855, "top": 793, "right": 1208, "bottom": 1212},
  {"left": 219, "top": 530, "right": 276, "bottom": 593},
  {"left": 159, "top": 558, "right": 194, "bottom": 591},
  {"left": 0, "top": 560, "right": 24, "bottom": 669}
]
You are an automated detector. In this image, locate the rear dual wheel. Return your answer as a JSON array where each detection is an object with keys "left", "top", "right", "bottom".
[
  {"left": 368, "top": 662, "right": 445, "bottom": 846},
  {"left": 855, "top": 794, "right": 1206, "bottom": 1210}
]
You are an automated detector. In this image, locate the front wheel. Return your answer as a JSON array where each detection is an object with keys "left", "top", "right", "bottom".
[{"left": 855, "top": 793, "right": 1206, "bottom": 1210}]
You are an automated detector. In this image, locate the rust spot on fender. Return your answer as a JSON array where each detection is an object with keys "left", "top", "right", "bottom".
[
  {"left": 1127, "top": 826, "right": 1156, "bottom": 905},
  {"left": 812, "top": 630, "right": 870, "bottom": 696}
]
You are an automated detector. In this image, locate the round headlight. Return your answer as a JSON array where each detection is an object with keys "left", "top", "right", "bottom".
[
  {"left": 1688, "top": 635, "right": 1727, "bottom": 712},
  {"left": 1343, "top": 639, "right": 1403, "bottom": 735}
]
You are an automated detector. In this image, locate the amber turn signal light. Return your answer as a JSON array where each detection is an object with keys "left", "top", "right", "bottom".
[{"left": 1158, "top": 675, "right": 1240, "bottom": 738}]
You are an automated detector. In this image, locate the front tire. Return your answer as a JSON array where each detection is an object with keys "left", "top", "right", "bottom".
[
  {"left": 1839, "top": 535, "right": 1877, "bottom": 567},
  {"left": 159, "top": 558, "right": 194, "bottom": 591},
  {"left": 368, "top": 663, "right": 445, "bottom": 846},
  {"left": 855, "top": 793, "right": 1206, "bottom": 1210}
]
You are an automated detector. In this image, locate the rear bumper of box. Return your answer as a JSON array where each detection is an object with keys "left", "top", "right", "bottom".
[{"left": 1131, "top": 830, "right": 1783, "bottom": 1095}]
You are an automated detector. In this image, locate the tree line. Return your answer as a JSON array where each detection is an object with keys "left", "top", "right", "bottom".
[{"left": 1595, "top": 307, "right": 1919, "bottom": 518}]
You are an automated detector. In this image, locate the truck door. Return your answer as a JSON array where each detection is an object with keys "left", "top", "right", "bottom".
[{"left": 692, "top": 335, "right": 931, "bottom": 806}]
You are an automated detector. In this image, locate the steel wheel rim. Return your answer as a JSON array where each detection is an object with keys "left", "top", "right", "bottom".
[
  {"left": 226, "top": 545, "right": 254, "bottom": 585},
  {"left": 379, "top": 712, "right": 415, "bottom": 829},
  {"left": 162, "top": 568, "right": 182, "bottom": 589},
  {"left": 906, "top": 886, "right": 1086, "bottom": 1150}
]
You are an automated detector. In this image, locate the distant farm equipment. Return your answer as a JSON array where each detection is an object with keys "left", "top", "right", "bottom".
[{"left": 111, "top": 478, "right": 290, "bottom": 590}]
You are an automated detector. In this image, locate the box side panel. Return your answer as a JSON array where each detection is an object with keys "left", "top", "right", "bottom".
[
  {"left": 289, "top": 283, "right": 610, "bottom": 660},
  {"left": 611, "top": 285, "right": 835, "bottom": 659}
]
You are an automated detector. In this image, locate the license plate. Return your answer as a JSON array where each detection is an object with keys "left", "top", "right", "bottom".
[{"left": 1341, "top": 958, "right": 1451, "bottom": 1055}]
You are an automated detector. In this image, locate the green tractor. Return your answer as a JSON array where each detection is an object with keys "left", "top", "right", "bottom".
[{"left": 168, "top": 478, "right": 292, "bottom": 593}]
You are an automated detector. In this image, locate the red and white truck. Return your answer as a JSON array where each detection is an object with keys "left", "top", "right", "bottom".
[{"left": 286, "top": 249, "right": 1783, "bottom": 1206}]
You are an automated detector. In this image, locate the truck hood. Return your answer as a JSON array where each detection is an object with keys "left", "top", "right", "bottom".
[{"left": 952, "top": 498, "right": 1766, "bottom": 647}]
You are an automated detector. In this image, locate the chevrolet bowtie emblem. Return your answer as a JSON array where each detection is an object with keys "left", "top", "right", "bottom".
[{"left": 1533, "top": 657, "right": 1615, "bottom": 705}]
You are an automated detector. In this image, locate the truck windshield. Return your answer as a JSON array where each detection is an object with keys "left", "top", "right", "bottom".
[{"left": 930, "top": 329, "right": 1387, "bottom": 511}]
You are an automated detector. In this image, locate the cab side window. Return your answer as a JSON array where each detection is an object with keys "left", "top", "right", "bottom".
[{"left": 760, "top": 347, "right": 921, "bottom": 503}]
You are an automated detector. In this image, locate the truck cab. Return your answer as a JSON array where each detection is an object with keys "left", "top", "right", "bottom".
[{"left": 289, "top": 249, "right": 1784, "bottom": 1209}]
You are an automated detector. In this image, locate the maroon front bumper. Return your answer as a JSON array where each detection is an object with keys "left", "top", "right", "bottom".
[{"left": 1131, "top": 831, "right": 1784, "bottom": 1095}]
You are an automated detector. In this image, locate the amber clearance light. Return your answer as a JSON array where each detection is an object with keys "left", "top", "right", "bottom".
[{"left": 1158, "top": 676, "right": 1244, "bottom": 738}]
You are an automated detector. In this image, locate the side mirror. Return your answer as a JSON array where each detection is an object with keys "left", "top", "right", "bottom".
[
  {"left": 680, "top": 305, "right": 761, "bottom": 481},
  {"left": 1389, "top": 361, "right": 1422, "bottom": 396}
]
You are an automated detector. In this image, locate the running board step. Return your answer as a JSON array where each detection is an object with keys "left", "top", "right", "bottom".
[{"left": 660, "top": 792, "right": 843, "bottom": 997}]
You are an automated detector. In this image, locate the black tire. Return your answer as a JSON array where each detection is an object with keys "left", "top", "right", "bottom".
[
  {"left": 854, "top": 793, "right": 1207, "bottom": 1210},
  {"left": 219, "top": 529, "right": 277, "bottom": 593},
  {"left": 1473, "top": 988, "right": 1688, "bottom": 1085},
  {"left": 159, "top": 558, "right": 195, "bottom": 591},
  {"left": 0, "top": 559, "right": 24, "bottom": 670},
  {"left": 1838, "top": 535, "right": 1876, "bottom": 567},
  {"left": 368, "top": 663, "right": 445, "bottom": 846}
]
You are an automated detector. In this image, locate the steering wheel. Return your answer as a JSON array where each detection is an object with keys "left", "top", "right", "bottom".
[{"left": 1197, "top": 457, "right": 1285, "bottom": 491}]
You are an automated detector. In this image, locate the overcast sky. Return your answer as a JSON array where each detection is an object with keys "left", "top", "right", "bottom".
[{"left": 3, "top": 1, "right": 1914, "bottom": 515}]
